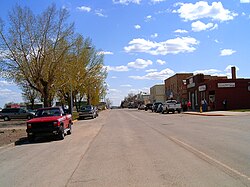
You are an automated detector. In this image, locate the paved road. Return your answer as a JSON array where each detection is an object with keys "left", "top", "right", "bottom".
[{"left": 0, "top": 109, "right": 250, "bottom": 187}]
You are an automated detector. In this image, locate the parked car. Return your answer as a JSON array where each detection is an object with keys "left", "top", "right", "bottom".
[
  {"left": 79, "top": 105, "right": 98, "bottom": 119},
  {"left": 138, "top": 104, "right": 146, "bottom": 110},
  {"left": 152, "top": 102, "right": 163, "bottom": 112},
  {"left": 162, "top": 100, "right": 182, "bottom": 114},
  {"left": 145, "top": 103, "right": 153, "bottom": 111},
  {"left": 0, "top": 108, "right": 34, "bottom": 121},
  {"left": 26, "top": 107, "right": 72, "bottom": 142},
  {"left": 156, "top": 103, "right": 163, "bottom": 113}
]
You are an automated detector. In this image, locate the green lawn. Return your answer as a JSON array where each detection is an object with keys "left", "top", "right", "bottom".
[{"left": 72, "top": 111, "right": 79, "bottom": 120}]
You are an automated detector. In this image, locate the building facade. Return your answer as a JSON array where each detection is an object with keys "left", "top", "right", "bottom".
[
  {"left": 186, "top": 67, "right": 250, "bottom": 111},
  {"left": 150, "top": 84, "right": 165, "bottom": 103},
  {"left": 164, "top": 73, "right": 193, "bottom": 102}
]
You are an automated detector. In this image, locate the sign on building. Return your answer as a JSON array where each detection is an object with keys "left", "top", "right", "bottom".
[{"left": 218, "top": 83, "right": 235, "bottom": 88}]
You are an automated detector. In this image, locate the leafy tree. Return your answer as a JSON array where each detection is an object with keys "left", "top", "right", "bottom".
[
  {"left": 0, "top": 4, "right": 75, "bottom": 107},
  {"left": 21, "top": 82, "right": 40, "bottom": 109}
]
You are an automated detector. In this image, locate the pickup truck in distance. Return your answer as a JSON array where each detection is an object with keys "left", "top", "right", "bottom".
[
  {"left": 26, "top": 107, "right": 72, "bottom": 142},
  {"left": 162, "top": 100, "right": 182, "bottom": 114}
]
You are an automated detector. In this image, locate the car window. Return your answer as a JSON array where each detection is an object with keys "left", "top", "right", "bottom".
[{"left": 35, "top": 108, "right": 61, "bottom": 117}]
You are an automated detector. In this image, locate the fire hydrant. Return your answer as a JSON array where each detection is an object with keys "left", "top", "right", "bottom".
[{"left": 200, "top": 106, "right": 203, "bottom": 113}]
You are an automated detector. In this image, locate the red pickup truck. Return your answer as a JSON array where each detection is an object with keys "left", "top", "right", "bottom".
[{"left": 26, "top": 107, "right": 72, "bottom": 142}]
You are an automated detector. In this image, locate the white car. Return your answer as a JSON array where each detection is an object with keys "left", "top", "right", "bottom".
[{"left": 162, "top": 100, "right": 182, "bottom": 114}]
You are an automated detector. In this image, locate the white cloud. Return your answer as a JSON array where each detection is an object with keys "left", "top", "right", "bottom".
[
  {"left": 0, "top": 80, "right": 13, "bottom": 87},
  {"left": 220, "top": 49, "right": 236, "bottom": 56},
  {"left": 240, "top": 0, "right": 250, "bottom": 3},
  {"left": 173, "top": 1, "right": 238, "bottom": 22},
  {"left": 0, "top": 88, "right": 23, "bottom": 107},
  {"left": 109, "top": 88, "right": 121, "bottom": 93},
  {"left": 151, "top": 33, "right": 158, "bottom": 38},
  {"left": 174, "top": 29, "right": 188, "bottom": 34},
  {"left": 98, "top": 51, "right": 114, "bottom": 55},
  {"left": 134, "top": 25, "right": 141, "bottom": 29},
  {"left": 105, "top": 65, "right": 129, "bottom": 72},
  {"left": 145, "top": 69, "right": 157, "bottom": 72},
  {"left": 77, "top": 6, "right": 91, "bottom": 12},
  {"left": 193, "top": 69, "right": 222, "bottom": 75},
  {"left": 124, "top": 37, "right": 199, "bottom": 55},
  {"left": 120, "top": 84, "right": 132, "bottom": 87},
  {"left": 129, "top": 68, "right": 175, "bottom": 80},
  {"left": 127, "top": 58, "right": 153, "bottom": 69},
  {"left": 95, "top": 9, "right": 107, "bottom": 17},
  {"left": 145, "top": 15, "right": 152, "bottom": 22},
  {"left": 112, "top": 0, "right": 141, "bottom": 5},
  {"left": 191, "top": 21, "right": 218, "bottom": 32},
  {"left": 111, "top": 76, "right": 117, "bottom": 79},
  {"left": 151, "top": 0, "right": 166, "bottom": 4},
  {"left": 156, "top": 59, "right": 166, "bottom": 65}
]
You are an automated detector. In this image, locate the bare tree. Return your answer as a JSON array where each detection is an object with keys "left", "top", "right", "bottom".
[{"left": 0, "top": 4, "right": 75, "bottom": 107}]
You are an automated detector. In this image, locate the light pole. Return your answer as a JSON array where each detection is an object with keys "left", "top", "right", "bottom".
[{"left": 70, "top": 83, "right": 73, "bottom": 115}]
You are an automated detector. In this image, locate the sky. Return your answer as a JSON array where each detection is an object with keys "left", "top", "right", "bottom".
[{"left": 0, "top": 0, "right": 250, "bottom": 107}]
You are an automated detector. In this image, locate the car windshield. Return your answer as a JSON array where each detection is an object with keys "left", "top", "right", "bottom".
[
  {"left": 35, "top": 108, "right": 61, "bottom": 117},
  {"left": 81, "top": 105, "right": 92, "bottom": 111}
]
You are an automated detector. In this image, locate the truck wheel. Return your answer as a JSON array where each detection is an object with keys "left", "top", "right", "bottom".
[
  {"left": 4, "top": 116, "right": 10, "bottom": 121},
  {"left": 28, "top": 135, "right": 35, "bottom": 143},
  {"left": 58, "top": 128, "right": 65, "bottom": 140},
  {"left": 67, "top": 124, "right": 72, "bottom": 135},
  {"left": 162, "top": 111, "right": 165, "bottom": 114},
  {"left": 178, "top": 110, "right": 181, "bottom": 113}
]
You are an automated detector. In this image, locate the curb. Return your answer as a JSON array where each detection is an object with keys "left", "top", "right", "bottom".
[{"left": 183, "top": 112, "right": 227, "bottom": 116}]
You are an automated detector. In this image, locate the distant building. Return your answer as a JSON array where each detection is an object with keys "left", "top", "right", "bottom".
[
  {"left": 137, "top": 92, "right": 150, "bottom": 104},
  {"left": 150, "top": 84, "right": 165, "bottom": 103},
  {"left": 164, "top": 73, "right": 193, "bottom": 102},
  {"left": 186, "top": 67, "right": 250, "bottom": 111}
]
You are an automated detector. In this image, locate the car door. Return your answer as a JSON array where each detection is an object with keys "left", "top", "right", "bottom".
[{"left": 18, "top": 109, "right": 27, "bottom": 119}]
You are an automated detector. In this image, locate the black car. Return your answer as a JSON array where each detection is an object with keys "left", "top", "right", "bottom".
[
  {"left": 152, "top": 102, "right": 163, "bottom": 112},
  {"left": 145, "top": 103, "right": 153, "bottom": 111}
]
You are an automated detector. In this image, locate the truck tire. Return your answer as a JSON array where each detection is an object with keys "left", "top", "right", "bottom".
[
  {"left": 177, "top": 110, "right": 181, "bottom": 113},
  {"left": 58, "top": 126, "right": 65, "bottom": 140},
  {"left": 4, "top": 116, "right": 10, "bottom": 121},
  {"left": 67, "top": 123, "right": 72, "bottom": 135},
  {"left": 28, "top": 135, "right": 35, "bottom": 143}
]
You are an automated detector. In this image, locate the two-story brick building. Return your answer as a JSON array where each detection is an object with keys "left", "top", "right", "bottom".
[
  {"left": 164, "top": 73, "right": 193, "bottom": 103},
  {"left": 186, "top": 67, "right": 250, "bottom": 111}
]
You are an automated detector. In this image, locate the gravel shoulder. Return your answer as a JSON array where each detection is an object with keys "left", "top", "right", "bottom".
[{"left": 0, "top": 120, "right": 27, "bottom": 147}]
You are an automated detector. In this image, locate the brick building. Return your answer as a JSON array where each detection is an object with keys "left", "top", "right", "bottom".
[
  {"left": 186, "top": 67, "right": 250, "bottom": 111},
  {"left": 164, "top": 73, "right": 193, "bottom": 102}
]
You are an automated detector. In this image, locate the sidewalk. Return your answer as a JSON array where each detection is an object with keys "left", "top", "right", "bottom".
[{"left": 183, "top": 111, "right": 250, "bottom": 116}]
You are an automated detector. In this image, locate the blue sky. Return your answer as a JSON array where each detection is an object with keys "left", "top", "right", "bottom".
[{"left": 0, "top": 0, "right": 250, "bottom": 107}]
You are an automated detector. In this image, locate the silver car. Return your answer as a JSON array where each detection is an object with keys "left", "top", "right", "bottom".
[{"left": 0, "top": 108, "right": 34, "bottom": 121}]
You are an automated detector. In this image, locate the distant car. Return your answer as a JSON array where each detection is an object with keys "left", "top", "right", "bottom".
[
  {"left": 0, "top": 108, "right": 34, "bottom": 121},
  {"left": 79, "top": 105, "right": 98, "bottom": 119},
  {"left": 145, "top": 103, "right": 153, "bottom": 111},
  {"left": 138, "top": 104, "right": 146, "bottom": 110},
  {"left": 152, "top": 102, "right": 163, "bottom": 112}
]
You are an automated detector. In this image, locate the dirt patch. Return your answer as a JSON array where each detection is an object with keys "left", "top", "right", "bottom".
[
  {"left": 0, "top": 129, "right": 27, "bottom": 147},
  {"left": 0, "top": 120, "right": 27, "bottom": 147}
]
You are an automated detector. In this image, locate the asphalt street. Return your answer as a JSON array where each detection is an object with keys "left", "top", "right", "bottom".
[{"left": 0, "top": 109, "right": 250, "bottom": 187}]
